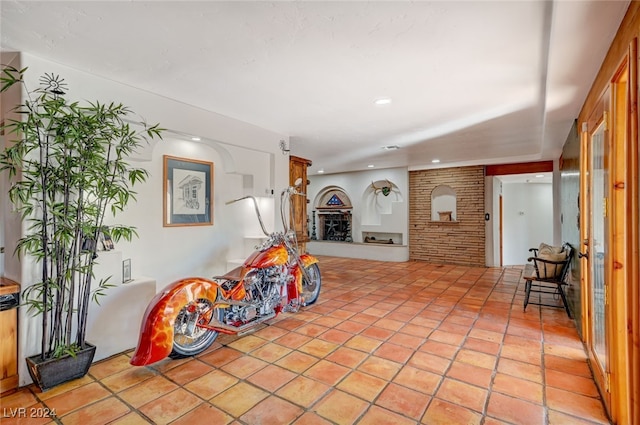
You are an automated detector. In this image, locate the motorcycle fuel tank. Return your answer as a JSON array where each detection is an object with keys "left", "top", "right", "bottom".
[{"left": 244, "top": 245, "right": 288, "bottom": 269}]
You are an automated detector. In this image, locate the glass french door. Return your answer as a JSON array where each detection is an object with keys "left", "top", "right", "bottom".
[
  {"left": 583, "top": 91, "right": 611, "bottom": 413},
  {"left": 588, "top": 121, "right": 609, "bottom": 382}
]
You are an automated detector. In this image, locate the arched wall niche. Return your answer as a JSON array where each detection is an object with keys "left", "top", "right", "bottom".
[
  {"left": 312, "top": 186, "right": 353, "bottom": 241},
  {"left": 431, "top": 185, "right": 457, "bottom": 221}
]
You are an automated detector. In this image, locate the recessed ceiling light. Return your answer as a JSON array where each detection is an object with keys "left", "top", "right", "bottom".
[
  {"left": 432, "top": 159, "right": 440, "bottom": 163},
  {"left": 191, "top": 136, "right": 201, "bottom": 141},
  {"left": 374, "top": 97, "right": 392, "bottom": 106},
  {"left": 317, "top": 169, "right": 324, "bottom": 174},
  {"left": 382, "top": 145, "right": 400, "bottom": 150},
  {"left": 535, "top": 174, "right": 545, "bottom": 178},
  {"left": 367, "top": 164, "right": 375, "bottom": 168}
]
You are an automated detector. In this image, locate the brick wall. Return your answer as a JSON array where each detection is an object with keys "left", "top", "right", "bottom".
[{"left": 409, "top": 166, "right": 485, "bottom": 265}]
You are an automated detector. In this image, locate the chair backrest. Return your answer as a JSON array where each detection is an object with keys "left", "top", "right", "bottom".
[
  {"left": 558, "top": 242, "right": 574, "bottom": 282},
  {"left": 529, "top": 242, "right": 574, "bottom": 281}
]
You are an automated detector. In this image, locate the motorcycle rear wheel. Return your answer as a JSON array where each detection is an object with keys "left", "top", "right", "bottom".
[
  {"left": 302, "top": 263, "right": 322, "bottom": 306},
  {"left": 170, "top": 298, "right": 223, "bottom": 358}
]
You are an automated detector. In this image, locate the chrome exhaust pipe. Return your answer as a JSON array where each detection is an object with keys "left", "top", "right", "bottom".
[{"left": 197, "top": 312, "right": 276, "bottom": 334}]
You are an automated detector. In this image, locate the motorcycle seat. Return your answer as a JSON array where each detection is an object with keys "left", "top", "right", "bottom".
[{"left": 212, "top": 265, "right": 245, "bottom": 282}]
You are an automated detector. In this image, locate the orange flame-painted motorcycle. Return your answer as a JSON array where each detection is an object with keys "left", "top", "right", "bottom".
[{"left": 130, "top": 180, "right": 321, "bottom": 366}]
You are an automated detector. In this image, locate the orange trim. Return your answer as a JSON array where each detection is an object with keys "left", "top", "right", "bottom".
[{"left": 485, "top": 161, "right": 553, "bottom": 176}]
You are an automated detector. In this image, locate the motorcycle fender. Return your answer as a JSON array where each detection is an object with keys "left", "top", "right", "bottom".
[
  {"left": 130, "top": 277, "right": 219, "bottom": 366},
  {"left": 244, "top": 245, "right": 288, "bottom": 269},
  {"left": 293, "top": 254, "right": 320, "bottom": 294}
]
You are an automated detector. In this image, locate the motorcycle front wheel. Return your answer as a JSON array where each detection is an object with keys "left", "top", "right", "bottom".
[
  {"left": 301, "top": 263, "right": 322, "bottom": 306},
  {"left": 170, "top": 298, "right": 223, "bottom": 359}
]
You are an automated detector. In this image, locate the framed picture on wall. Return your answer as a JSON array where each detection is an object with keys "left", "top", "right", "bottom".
[{"left": 163, "top": 155, "right": 214, "bottom": 226}]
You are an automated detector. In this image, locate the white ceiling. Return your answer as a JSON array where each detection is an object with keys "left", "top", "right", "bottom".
[{"left": 0, "top": 1, "right": 629, "bottom": 175}]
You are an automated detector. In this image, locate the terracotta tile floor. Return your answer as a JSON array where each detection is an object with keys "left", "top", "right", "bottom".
[{"left": 1, "top": 256, "right": 611, "bottom": 424}]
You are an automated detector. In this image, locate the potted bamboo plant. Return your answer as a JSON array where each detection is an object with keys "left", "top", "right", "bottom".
[{"left": 0, "top": 65, "right": 162, "bottom": 391}]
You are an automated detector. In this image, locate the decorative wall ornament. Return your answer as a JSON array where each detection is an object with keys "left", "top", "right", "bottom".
[
  {"left": 371, "top": 179, "right": 393, "bottom": 196},
  {"left": 40, "top": 73, "right": 68, "bottom": 96},
  {"left": 326, "top": 194, "right": 345, "bottom": 206},
  {"left": 317, "top": 188, "right": 353, "bottom": 209}
]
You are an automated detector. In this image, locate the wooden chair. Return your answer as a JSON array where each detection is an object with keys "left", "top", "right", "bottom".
[{"left": 523, "top": 242, "right": 574, "bottom": 318}]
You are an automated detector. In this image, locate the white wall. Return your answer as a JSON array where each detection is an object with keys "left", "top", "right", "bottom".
[
  {"left": 501, "top": 182, "right": 554, "bottom": 265},
  {"left": 3, "top": 53, "right": 290, "bottom": 386}
]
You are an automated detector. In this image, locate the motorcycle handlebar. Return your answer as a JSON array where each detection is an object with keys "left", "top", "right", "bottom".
[
  {"left": 226, "top": 185, "right": 307, "bottom": 237},
  {"left": 225, "top": 195, "right": 269, "bottom": 236},
  {"left": 225, "top": 187, "right": 304, "bottom": 206},
  {"left": 280, "top": 185, "right": 308, "bottom": 232}
]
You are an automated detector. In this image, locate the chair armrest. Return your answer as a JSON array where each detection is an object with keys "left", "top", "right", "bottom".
[{"left": 527, "top": 256, "right": 567, "bottom": 265}]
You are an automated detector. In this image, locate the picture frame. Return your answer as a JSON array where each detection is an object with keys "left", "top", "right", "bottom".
[
  {"left": 163, "top": 155, "right": 214, "bottom": 226},
  {"left": 122, "top": 258, "right": 132, "bottom": 283}
]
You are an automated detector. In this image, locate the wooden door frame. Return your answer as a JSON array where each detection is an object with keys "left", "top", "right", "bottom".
[
  {"left": 627, "top": 38, "right": 640, "bottom": 425},
  {"left": 609, "top": 50, "right": 633, "bottom": 424}
]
